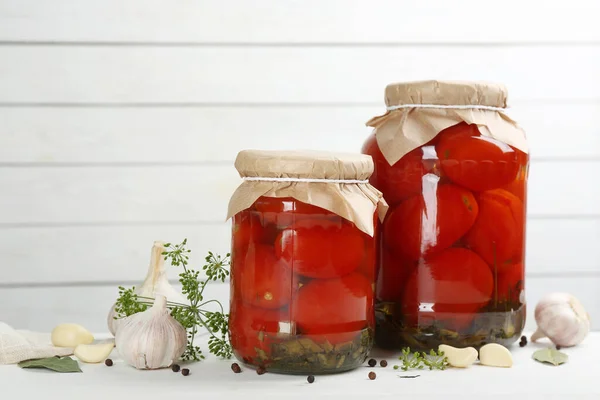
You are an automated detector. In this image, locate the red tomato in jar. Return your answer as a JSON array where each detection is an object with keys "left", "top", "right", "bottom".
[
  {"left": 501, "top": 152, "right": 529, "bottom": 203},
  {"left": 436, "top": 122, "right": 520, "bottom": 192},
  {"left": 254, "top": 196, "right": 333, "bottom": 229},
  {"left": 496, "top": 263, "right": 525, "bottom": 305},
  {"left": 229, "top": 300, "right": 288, "bottom": 362},
  {"left": 464, "top": 189, "right": 525, "bottom": 269},
  {"left": 232, "top": 212, "right": 279, "bottom": 254},
  {"left": 402, "top": 248, "right": 493, "bottom": 331},
  {"left": 275, "top": 219, "right": 365, "bottom": 279},
  {"left": 292, "top": 272, "right": 374, "bottom": 343},
  {"left": 376, "top": 248, "right": 416, "bottom": 302},
  {"left": 362, "top": 134, "right": 442, "bottom": 206},
  {"left": 383, "top": 184, "right": 479, "bottom": 260},
  {"left": 356, "top": 239, "right": 377, "bottom": 282},
  {"left": 238, "top": 244, "right": 299, "bottom": 309}
]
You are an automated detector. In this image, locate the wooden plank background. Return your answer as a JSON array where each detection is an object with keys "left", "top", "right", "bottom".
[{"left": 0, "top": 0, "right": 598, "bottom": 333}]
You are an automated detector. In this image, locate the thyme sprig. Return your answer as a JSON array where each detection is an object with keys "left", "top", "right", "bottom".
[{"left": 114, "top": 239, "right": 232, "bottom": 361}]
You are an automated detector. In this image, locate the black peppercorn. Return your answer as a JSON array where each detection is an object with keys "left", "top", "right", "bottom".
[
  {"left": 256, "top": 366, "right": 266, "bottom": 375},
  {"left": 519, "top": 341, "right": 526, "bottom": 347},
  {"left": 380, "top": 360, "right": 388, "bottom": 368},
  {"left": 368, "top": 358, "right": 377, "bottom": 367},
  {"left": 231, "top": 363, "right": 241, "bottom": 373},
  {"left": 556, "top": 345, "right": 562, "bottom": 350},
  {"left": 521, "top": 335, "right": 528, "bottom": 343},
  {"left": 104, "top": 359, "right": 113, "bottom": 367},
  {"left": 368, "top": 371, "right": 376, "bottom": 380},
  {"left": 307, "top": 375, "right": 315, "bottom": 384},
  {"left": 172, "top": 364, "right": 181, "bottom": 372},
  {"left": 181, "top": 368, "right": 190, "bottom": 376}
]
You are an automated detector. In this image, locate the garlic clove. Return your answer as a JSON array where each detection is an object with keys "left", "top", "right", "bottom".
[
  {"left": 438, "top": 345, "right": 478, "bottom": 368},
  {"left": 74, "top": 343, "right": 115, "bottom": 363},
  {"left": 532, "top": 292, "right": 591, "bottom": 347},
  {"left": 115, "top": 295, "right": 187, "bottom": 370},
  {"left": 107, "top": 241, "right": 189, "bottom": 336},
  {"left": 51, "top": 323, "right": 94, "bottom": 348},
  {"left": 479, "top": 343, "right": 513, "bottom": 368}
]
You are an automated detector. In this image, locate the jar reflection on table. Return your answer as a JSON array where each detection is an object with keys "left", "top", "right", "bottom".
[
  {"left": 229, "top": 197, "right": 377, "bottom": 374},
  {"left": 362, "top": 122, "right": 529, "bottom": 350}
]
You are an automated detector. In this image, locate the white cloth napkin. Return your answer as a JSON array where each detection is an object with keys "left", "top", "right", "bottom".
[{"left": 0, "top": 322, "right": 73, "bottom": 364}]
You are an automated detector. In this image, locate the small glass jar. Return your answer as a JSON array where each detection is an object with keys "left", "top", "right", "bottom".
[
  {"left": 362, "top": 81, "right": 529, "bottom": 350},
  {"left": 226, "top": 150, "right": 385, "bottom": 374}
]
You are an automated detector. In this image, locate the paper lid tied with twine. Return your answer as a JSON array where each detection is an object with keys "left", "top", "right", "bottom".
[
  {"left": 226, "top": 150, "right": 387, "bottom": 236},
  {"left": 366, "top": 80, "right": 529, "bottom": 166}
]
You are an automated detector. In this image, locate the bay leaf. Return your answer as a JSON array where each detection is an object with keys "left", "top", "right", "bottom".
[
  {"left": 532, "top": 348, "right": 568, "bottom": 366},
  {"left": 18, "top": 356, "right": 82, "bottom": 373}
]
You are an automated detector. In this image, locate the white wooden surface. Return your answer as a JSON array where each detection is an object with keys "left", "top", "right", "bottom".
[
  {"left": 0, "top": 0, "right": 599, "bottom": 333},
  {"left": 1, "top": 332, "right": 599, "bottom": 400}
]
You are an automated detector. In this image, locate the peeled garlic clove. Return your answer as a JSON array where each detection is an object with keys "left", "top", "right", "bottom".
[
  {"left": 115, "top": 295, "right": 187, "bottom": 370},
  {"left": 438, "top": 344, "right": 478, "bottom": 368},
  {"left": 531, "top": 292, "right": 590, "bottom": 347},
  {"left": 479, "top": 343, "right": 513, "bottom": 368},
  {"left": 51, "top": 323, "right": 94, "bottom": 348},
  {"left": 74, "top": 342, "right": 115, "bottom": 363}
]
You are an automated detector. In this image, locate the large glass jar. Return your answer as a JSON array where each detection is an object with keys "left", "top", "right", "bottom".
[
  {"left": 362, "top": 81, "right": 530, "bottom": 350},
  {"left": 226, "top": 150, "right": 385, "bottom": 374}
]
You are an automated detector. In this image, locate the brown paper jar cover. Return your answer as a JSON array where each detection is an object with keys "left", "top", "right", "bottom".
[
  {"left": 226, "top": 150, "right": 387, "bottom": 236},
  {"left": 366, "top": 80, "right": 529, "bottom": 166}
]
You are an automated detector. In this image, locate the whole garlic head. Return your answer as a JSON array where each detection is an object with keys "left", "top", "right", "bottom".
[
  {"left": 531, "top": 292, "right": 591, "bottom": 347},
  {"left": 115, "top": 295, "right": 187, "bottom": 370},
  {"left": 107, "top": 241, "right": 189, "bottom": 335}
]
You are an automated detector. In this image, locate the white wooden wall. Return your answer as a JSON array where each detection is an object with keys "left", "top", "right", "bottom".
[{"left": 0, "top": 0, "right": 599, "bottom": 333}]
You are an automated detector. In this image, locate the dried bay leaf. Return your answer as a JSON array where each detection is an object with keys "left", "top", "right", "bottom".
[
  {"left": 18, "top": 356, "right": 82, "bottom": 373},
  {"left": 532, "top": 348, "right": 569, "bottom": 366}
]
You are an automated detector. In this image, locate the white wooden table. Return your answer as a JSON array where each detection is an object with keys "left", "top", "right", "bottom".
[{"left": 1, "top": 332, "right": 598, "bottom": 400}]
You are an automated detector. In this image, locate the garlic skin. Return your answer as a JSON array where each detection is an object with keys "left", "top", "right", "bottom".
[
  {"left": 107, "top": 241, "right": 189, "bottom": 335},
  {"left": 115, "top": 295, "right": 187, "bottom": 370},
  {"left": 531, "top": 292, "right": 590, "bottom": 347}
]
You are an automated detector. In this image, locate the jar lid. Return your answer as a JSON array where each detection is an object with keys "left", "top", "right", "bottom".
[
  {"left": 384, "top": 80, "right": 508, "bottom": 108},
  {"left": 228, "top": 150, "right": 387, "bottom": 237},
  {"left": 234, "top": 150, "right": 374, "bottom": 181}
]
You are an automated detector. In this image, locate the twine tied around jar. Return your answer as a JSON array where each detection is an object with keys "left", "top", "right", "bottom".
[
  {"left": 242, "top": 177, "right": 370, "bottom": 184},
  {"left": 385, "top": 104, "right": 507, "bottom": 112}
]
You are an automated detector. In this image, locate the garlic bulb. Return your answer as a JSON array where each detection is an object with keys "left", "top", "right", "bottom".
[
  {"left": 107, "top": 241, "right": 189, "bottom": 335},
  {"left": 115, "top": 295, "right": 187, "bottom": 369},
  {"left": 531, "top": 292, "right": 591, "bottom": 347}
]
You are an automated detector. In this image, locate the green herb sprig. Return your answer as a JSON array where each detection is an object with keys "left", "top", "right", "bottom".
[
  {"left": 392, "top": 347, "right": 448, "bottom": 371},
  {"left": 114, "top": 239, "right": 232, "bottom": 362}
]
